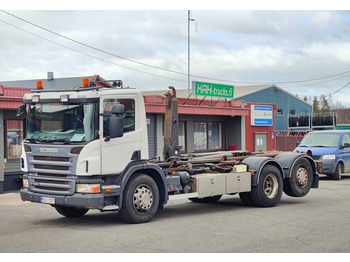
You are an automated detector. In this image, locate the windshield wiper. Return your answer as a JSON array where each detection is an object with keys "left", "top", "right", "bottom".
[
  {"left": 24, "top": 136, "right": 48, "bottom": 143},
  {"left": 24, "top": 138, "right": 41, "bottom": 143},
  {"left": 28, "top": 138, "right": 70, "bottom": 144},
  {"left": 40, "top": 139, "right": 70, "bottom": 144},
  {"left": 299, "top": 145, "right": 329, "bottom": 147}
]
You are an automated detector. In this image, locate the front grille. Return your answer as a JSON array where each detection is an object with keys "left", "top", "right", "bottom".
[
  {"left": 34, "top": 156, "right": 70, "bottom": 162},
  {"left": 29, "top": 154, "right": 74, "bottom": 176},
  {"left": 25, "top": 144, "right": 81, "bottom": 195},
  {"left": 37, "top": 173, "right": 70, "bottom": 178},
  {"left": 28, "top": 175, "right": 75, "bottom": 196},
  {"left": 34, "top": 164, "right": 69, "bottom": 171}
]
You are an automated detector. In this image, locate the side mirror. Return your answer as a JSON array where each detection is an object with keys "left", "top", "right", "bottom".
[
  {"left": 342, "top": 143, "right": 350, "bottom": 149},
  {"left": 16, "top": 104, "right": 25, "bottom": 117},
  {"left": 108, "top": 104, "right": 125, "bottom": 139}
]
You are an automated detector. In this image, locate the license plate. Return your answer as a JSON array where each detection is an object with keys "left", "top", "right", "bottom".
[{"left": 40, "top": 197, "right": 55, "bottom": 204}]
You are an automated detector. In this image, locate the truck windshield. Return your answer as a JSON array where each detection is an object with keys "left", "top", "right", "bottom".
[
  {"left": 25, "top": 102, "right": 96, "bottom": 143},
  {"left": 299, "top": 133, "right": 341, "bottom": 148}
]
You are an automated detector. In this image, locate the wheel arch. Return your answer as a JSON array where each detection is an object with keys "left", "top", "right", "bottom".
[
  {"left": 336, "top": 160, "right": 344, "bottom": 172},
  {"left": 119, "top": 162, "right": 167, "bottom": 210},
  {"left": 241, "top": 157, "right": 284, "bottom": 187},
  {"left": 274, "top": 152, "right": 316, "bottom": 179}
]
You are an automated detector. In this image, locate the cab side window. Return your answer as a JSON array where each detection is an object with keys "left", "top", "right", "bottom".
[
  {"left": 342, "top": 134, "right": 350, "bottom": 149},
  {"left": 103, "top": 99, "right": 135, "bottom": 137}
]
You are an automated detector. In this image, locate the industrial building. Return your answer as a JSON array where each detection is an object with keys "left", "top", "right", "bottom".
[{"left": 231, "top": 84, "right": 313, "bottom": 131}]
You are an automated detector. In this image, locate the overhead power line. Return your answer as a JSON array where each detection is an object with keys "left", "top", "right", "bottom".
[
  {"left": 281, "top": 71, "right": 350, "bottom": 89},
  {"left": 332, "top": 81, "right": 350, "bottom": 95},
  {"left": 1, "top": 10, "right": 350, "bottom": 87},
  {"left": 1, "top": 10, "right": 191, "bottom": 77},
  {"left": 0, "top": 17, "right": 187, "bottom": 83}
]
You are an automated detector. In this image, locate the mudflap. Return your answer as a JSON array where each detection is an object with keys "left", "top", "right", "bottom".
[{"left": 312, "top": 174, "right": 319, "bottom": 188}]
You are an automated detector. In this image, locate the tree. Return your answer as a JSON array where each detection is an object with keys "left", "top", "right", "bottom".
[
  {"left": 313, "top": 96, "right": 320, "bottom": 113},
  {"left": 320, "top": 94, "right": 330, "bottom": 112}
]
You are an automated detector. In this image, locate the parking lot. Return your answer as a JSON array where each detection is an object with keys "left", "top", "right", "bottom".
[{"left": 0, "top": 175, "right": 350, "bottom": 253}]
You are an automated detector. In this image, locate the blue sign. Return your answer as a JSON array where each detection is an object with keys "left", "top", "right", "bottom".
[{"left": 251, "top": 105, "right": 273, "bottom": 126}]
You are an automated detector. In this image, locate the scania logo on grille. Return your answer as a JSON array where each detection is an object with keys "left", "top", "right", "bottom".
[{"left": 39, "top": 147, "right": 59, "bottom": 153}]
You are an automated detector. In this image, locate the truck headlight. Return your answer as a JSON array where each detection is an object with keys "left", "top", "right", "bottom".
[
  {"left": 76, "top": 184, "right": 101, "bottom": 194},
  {"left": 323, "top": 155, "right": 335, "bottom": 160},
  {"left": 23, "top": 178, "right": 29, "bottom": 188}
]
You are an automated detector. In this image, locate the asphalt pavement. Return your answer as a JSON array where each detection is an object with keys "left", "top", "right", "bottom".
[{"left": 0, "top": 175, "right": 350, "bottom": 253}]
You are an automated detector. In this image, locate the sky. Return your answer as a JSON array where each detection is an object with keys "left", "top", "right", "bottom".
[{"left": 1, "top": 1, "right": 350, "bottom": 106}]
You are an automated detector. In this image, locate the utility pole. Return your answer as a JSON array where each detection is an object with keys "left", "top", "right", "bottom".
[{"left": 188, "top": 10, "right": 197, "bottom": 96}]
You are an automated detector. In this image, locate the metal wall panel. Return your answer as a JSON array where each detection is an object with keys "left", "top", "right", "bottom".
[{"left": 146, "top": 113, "right": 157, "bottom": 158}]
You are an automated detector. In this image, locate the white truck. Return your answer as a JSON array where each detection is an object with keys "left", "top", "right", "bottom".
[{"left": 19, "top": 76, "right": 319, "bottom": 223}]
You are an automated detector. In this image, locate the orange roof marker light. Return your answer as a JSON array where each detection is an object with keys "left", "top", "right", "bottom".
[
  {"left": 36, "top": 80, "right": 43, "bottom": 89},
  {"left": 82, "top": 78, "right": 90, "bottom": 87}
]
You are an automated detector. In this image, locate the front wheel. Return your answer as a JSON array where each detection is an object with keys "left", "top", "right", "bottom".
[
  {"left": 119, "top": 174, "right": 159, "bottom": 224},
  {"left": 334, "top": 163, "right": 342, "bottom": 180},
  {"left": 250, "top": 165, "right": 283, "bottom": 207},
  {"left": 54, "top": 206, "right": 89, "bottom": 217}
]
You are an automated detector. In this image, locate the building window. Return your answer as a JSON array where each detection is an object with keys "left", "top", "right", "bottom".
[
  {"left": 277, "top": 109, "right": 283, "bottom": 116},
  {"left": 6, "top": 120, "right": 24, "bottom": 160},
  {"left": 194, "top": 122, "right": 207, "bottom": 150},
  {"left": 178, "top": 121, "right": 186, "bottom": 151},
  {"left": 301, "top": 110, "right": 307, "bottom": 116},
  {"left": 194, "top": 121, "right": 223, "bottom": 151},
  {"left": 209, "top": 122, "right": 222, "bottom": 149},
  {"left": 290, "top": 109, "right": 296, "bottom": 116}
]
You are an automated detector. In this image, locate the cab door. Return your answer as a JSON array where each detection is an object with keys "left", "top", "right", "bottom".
[
  {"left": 340, "top": 133, "right": 350, "bottom": 173},
  {"left": 100, "top": 95, "right": 140, "bottom": 175}
]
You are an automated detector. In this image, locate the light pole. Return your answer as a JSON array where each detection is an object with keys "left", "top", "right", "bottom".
[{"left": 188, "top": 10, "right": 197, "bottom": 96}]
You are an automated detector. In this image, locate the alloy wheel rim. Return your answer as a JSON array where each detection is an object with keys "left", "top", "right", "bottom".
[{"left": 133, "top": 185, "right": 153, "bottom": 212}]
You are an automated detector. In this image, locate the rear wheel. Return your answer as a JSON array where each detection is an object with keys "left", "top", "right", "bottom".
[
  {"left": 239, "top": 192, "right": 255, "bottom": 206},
  {"left": 119, "top": 174, "right": 159, "bottom": 224},
  {"left": 250, "top": 165, "right": 283, "bottom": 207},
  {"left": 284, "top": 158, "right": 313, "bottom": 197},
  {"left": 54, "top": 206, "right": 89, "bottom": 217}
]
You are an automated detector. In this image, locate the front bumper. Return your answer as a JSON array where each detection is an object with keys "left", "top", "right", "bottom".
[
  {"left": 20, "top": 188, "right": 105, "bottom": 209},
  {"left": 319, "top": 159, "right": 337, "bottom": 175}
]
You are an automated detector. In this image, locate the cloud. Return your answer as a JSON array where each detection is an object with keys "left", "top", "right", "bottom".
[{"left": 1, "top": 10, "right": 350, "bottom": 106}]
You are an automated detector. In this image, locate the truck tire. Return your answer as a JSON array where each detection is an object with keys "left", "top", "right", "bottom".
[
  {"left": 283, "top": 158, "right": 313, "bottom": 197},
  {"left": 239, "top": 192, "right": 255, "bottom": 206},
  {"left": 54, "top": 206, "right": 89, "bottom": 217},
  {"left": 250, "top": 165, "right": 283, "bottom": 207},
  {"left": 120, "top": 174, "right": 159, "bottom": 224},
  {"left": 334, "top": 163, "right": 342, "bottom": 180},
  {"left": 188, "top": 195, "right": 222, "bottom": 203}
]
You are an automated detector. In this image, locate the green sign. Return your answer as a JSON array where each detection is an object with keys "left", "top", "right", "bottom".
[{"left": 192, "top": 81, "right": 234, "bottom": 98}]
